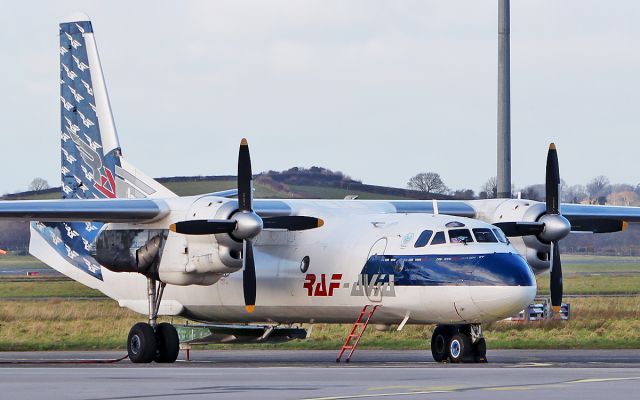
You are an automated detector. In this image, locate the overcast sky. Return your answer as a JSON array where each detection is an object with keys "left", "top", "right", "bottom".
[{"left": 1, "top": 1, "right": 638, "bottom": 195}]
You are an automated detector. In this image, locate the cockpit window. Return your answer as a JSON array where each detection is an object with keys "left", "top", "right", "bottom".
[
  {"left": 430, "top": 231, "right": 446, "bottom": 245},
  {"left": 473, "top": 228, "right": 498, "bottom": 243},
  {"left": 445, "top": 221, "right": 466, "bottom": 228},
  {"left": 414, "top": 230, "right": 433, "bottom": 248},
  {"left": 448, "top": 229, "right": 474, "bottom": 244},
  {"left": 492, "top": 228, "right": 508, "bottom": 243}
]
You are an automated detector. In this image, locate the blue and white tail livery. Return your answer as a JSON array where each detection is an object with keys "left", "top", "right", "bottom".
[{"left": 30, "top": 14, "right": 174, "bottom": 284}]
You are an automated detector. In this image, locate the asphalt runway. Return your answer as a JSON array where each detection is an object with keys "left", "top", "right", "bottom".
[{"left": 1, "top": 350, "right": 639, "bottom": 399}]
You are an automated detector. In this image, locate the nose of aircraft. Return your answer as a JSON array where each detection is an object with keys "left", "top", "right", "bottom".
[
  {"left": 470, "top": 285, "right": 537, "bottom": 321},
  {"left": 469, "top": 253, "right": 537, "bottom": 320}
]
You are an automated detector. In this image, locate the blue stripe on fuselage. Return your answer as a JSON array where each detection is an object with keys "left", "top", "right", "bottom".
[{"left": 361, "top": 253, "right": 535, "bottom": 287}]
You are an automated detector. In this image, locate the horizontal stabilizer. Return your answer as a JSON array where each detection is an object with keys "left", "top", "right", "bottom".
[{"left": 0, "top": 199, "right": 168, "bottom": 222}]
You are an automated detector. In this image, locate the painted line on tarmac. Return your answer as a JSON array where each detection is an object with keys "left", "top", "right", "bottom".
[
  {"left": 505, "top": 362, "right": 553, "bottom": 368},
  {"left": 302, "top": 375, "right": 640, "bottom": 400}
]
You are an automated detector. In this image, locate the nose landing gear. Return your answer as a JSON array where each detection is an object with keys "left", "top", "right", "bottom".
[
  {"left": 126, "top": 278, "right": 180, "bottom": 364},
  {"left": 430, "top": 324, "right": 487, "bottom": 363}
]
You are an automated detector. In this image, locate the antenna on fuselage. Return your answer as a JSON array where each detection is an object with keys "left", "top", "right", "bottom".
[
  {"left": 497, "top": 0, "right": 511, "bottom": 199},
  {"left": 432, "top": 199, "right": 439, "bottom": 215}
]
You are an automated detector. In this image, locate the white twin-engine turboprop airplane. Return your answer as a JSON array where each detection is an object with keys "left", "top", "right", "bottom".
[{"left": 2, "top": 14, "right": 640, "bottom": 364}]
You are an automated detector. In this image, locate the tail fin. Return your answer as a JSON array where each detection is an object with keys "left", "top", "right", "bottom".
[
  {"left": 59, "top": 14, "right": 173, "bottom": 199},
  {"left": 31, "top": 15, "right": 175, "bottom": 282}
]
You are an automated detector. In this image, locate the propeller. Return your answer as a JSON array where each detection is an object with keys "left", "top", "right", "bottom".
[
  {"left": 493, "top": 144, "right": 571, "bottom": 314},
  {"left": 169, "top": 138, "right": 324, "bottom": 313},
  {"left": 539, "top": 143, "right": 571, "bottom": 314}
]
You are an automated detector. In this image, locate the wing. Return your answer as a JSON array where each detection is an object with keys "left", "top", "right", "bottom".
[
  {"left": 561, "top": 203, "right": 640, "bottom": 233},
  {"left": 370, "top": 199, "right": 640, "bottom": 234}
]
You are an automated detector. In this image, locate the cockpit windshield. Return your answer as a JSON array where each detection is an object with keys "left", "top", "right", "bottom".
[
  {"left": 431, "top": 231, "right": 446, "bottom": 245},
  {"left": 448, "top": 229, "right": 473, "bottom": 244},
  {"left": 414, "top": 230, "right": 433, "bottom": 248},
  {"left": 492, "top": 228, "right": 508, "bottom": 243},
  {"left": 473, "top": 228, "right": 498, "bottom": 243}
]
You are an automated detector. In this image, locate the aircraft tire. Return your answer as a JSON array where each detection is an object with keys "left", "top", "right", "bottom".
[
  {"left": 155, "top": 322, "right": 180, "bottom": 363},
  {"left": 127, "top": 322, "right": 157, "bottom": 363},
  {"left": 430, "top": 325, "right": 451, "bottom": 362},
  {"left": 448, "top": 332, "right": 471, "bottom": 363},
  {"left": 473, "top": 338, "right": 487, "bottom": 363}
]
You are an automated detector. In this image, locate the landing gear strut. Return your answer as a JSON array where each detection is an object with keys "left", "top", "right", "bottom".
[
  {"left": 127, "top": 278, "right": 179, "bottom": 363},
  {"left": 430, "top": 324, "right": 487, "bottom": 363}
]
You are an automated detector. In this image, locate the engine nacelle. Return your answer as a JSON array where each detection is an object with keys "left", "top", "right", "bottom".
[
  {"left": 155, "top": 196, "right": 244, "bottom": 285},
  {"left": 94, "top": 229, "right": 167, "bottom": 275},
  {"left": 489, "top": 199, "right": 551, "bottom": 273}
]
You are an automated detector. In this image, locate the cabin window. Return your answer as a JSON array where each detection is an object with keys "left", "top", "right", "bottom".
[
  {"left": 492, "top": 228, "right": 508, "bottom": 243},
  {"left": 473, "top": 228, "right": 498, "bottom": 243},
  {"left": 448, "top": 229, "right": 474, "bottom": 244},
  {"left": 430, "top": 231, "right": 446, "bottom": 245},
  {"left": 300, "top": 256, "right": 310, "bottom": 273},
  {"left": 414, "top": 230, "right": 434, "bottom": 248}
]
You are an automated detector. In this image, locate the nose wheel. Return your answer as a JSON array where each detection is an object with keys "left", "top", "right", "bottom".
[
  {"left": 127, "top": 278, "right": 180, "bottom": 363},
  {"left": 430, "top": 324, "right": 487, "bottom": 363}
]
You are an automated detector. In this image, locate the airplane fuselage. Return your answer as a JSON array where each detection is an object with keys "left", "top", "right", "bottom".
[{"left": 39, "top": 197, "right": 537, "bottom": 326}]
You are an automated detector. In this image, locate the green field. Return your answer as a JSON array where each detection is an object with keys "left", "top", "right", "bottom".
[
  {"left": 288, "top": 185, "right": 407, "bottom": 200},
  {"left": 161, "top": 180, "right": 294, "bottom": 198},
  {"left": 0, "top": 256, "right": 639, "bottom": 350},
  {"left": 0, "top": 297, "right": 638, "bottom": 351},
  {"left": 0, "top": 255, "right": 49, "bottom": 270},
  {"left": 0, "top": 280, "right": 103, "bottom": 298}
]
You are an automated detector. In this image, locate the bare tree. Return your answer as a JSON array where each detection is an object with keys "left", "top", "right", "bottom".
[
  {"left": 607, "top": 191, "right": 639, "bottom": 206},
  {"left": 451, "top": 189, "right": 475, "bottom": 199},
  {"left": 563, "top": 184, "right": 588, "bottom": 204},
  {"left": 28, "top": 177, "right": 50, "bottom": 191},
  {"left": 520, "top": 184, "right": 545, "bottom": 201},
  {"left": 586, "top": 176, "right": 611, "bottom": 200},
  {"left": 407, "top": 172, "right": 448, "bottom": 194},
  {"left": 480, "top": 177, "right": 497, "bottom": 199}
]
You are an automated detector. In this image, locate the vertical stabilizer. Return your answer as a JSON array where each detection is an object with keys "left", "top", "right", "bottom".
[
  {"left": 59, "top": 14, "right": 174, "bottom": 200},
  {"left": 30, "top": 15, "right": 175, "bottom": 284}
]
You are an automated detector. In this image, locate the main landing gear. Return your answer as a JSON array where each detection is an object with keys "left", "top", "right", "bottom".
[
  {"left": 127, "top": 278, "right": 180, "bottom": 363},
  {"left": 430, "top": 324, "right": 487, "bottom": 363}
]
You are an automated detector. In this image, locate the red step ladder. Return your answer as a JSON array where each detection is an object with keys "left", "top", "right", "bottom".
[{"left": 336, "top": 305, "right": 380, "bottom": 363}]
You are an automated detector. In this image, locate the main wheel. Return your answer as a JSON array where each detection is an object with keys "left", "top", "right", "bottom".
[
  {"left": 430, "top": 325, "right": 451, "bottom": 362},
  {"left": 473, "top": 337, "right": 487, "bottom": 363},
  {"left": 128, "top": 322, "right": 157, "bottom": 363},
  {"left": 448, "top": 333, "right": 472, "bottom": 363},
  {"left": 155, "top": 322, "right": 180, "bottom": 363}
]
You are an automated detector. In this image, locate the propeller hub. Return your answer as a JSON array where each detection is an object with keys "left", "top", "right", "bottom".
[
  {"left": 538, "top": 214, "right": 571, "bottom": 242},
  {"left": 232, "top": 211, "right": 263, "bottom": 240}
]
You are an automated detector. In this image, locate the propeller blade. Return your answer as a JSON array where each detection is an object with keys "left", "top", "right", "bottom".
[
  {"left": 545, "top": 143, "right": 561, "bottom": 215},
  {"left": 242, "top": 239, "right": 256, "bottom": 313},
  {"left": 550, "top": 241, "right": 563, "bottom": 313},
  {"left": 170, "top": 220, "right": 236, "bottom": 235},
  {"left": 493, "top": 221, "right": 545, "bottom": 237},
  {"left": 263, "top": 216, "right": 324, "bottom": 231},
  {"left": 238, "top": 138, "right": 253, "bottom": 212}
]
